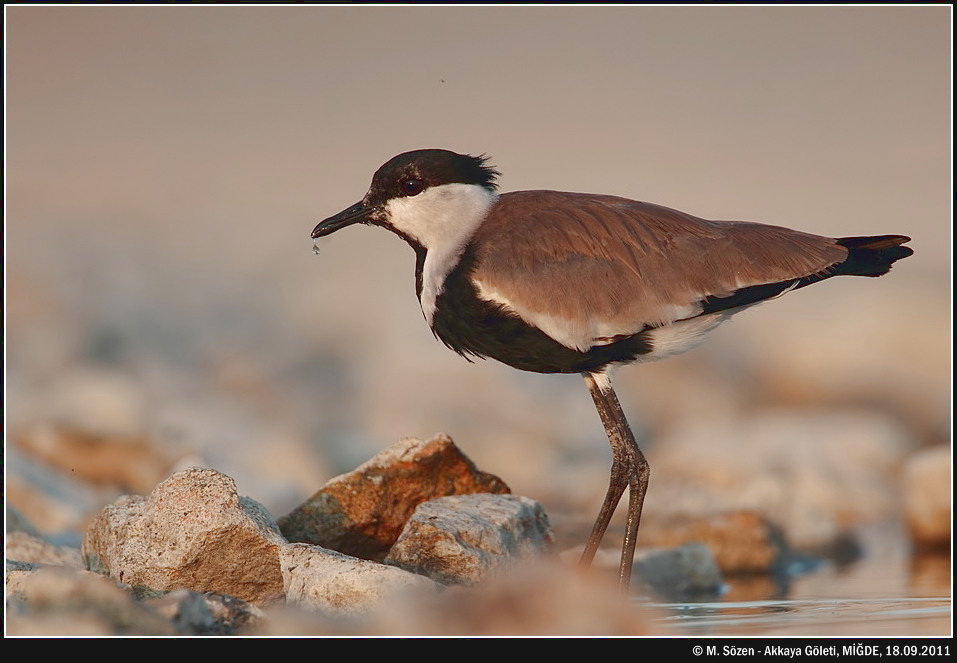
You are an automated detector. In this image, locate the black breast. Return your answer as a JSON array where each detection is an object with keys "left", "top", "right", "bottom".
[{"left": 428, "top": 248, "right": 653, "bottom": 374}]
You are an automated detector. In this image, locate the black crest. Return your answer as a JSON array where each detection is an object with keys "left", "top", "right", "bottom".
[{"left": 367, "top": 149, "right": 500, "bottom": 204}]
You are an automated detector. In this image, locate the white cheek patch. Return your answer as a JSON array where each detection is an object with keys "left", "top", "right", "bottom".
[{"left": 385, "top": 183, "right": 499, "bottom": 325}]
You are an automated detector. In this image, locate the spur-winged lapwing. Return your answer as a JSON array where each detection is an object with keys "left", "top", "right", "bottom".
[{"left": 311, "top": 149, "right": 913, "bottom": 590}]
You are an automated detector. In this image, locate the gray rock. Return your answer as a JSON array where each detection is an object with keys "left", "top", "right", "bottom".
[
  {"left": 145, "top": 589, "right": 265, "bottom": 635},
  {"left": 384, "top": 493, "right": 553, "bottom": 586},
  {"left": 633, "top": 543, "right": 726, "bottom": 602}
]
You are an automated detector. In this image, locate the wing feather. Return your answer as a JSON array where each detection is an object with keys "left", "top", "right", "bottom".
[{"left": 469, "top": 191, "right": 847, "bottom": 351}]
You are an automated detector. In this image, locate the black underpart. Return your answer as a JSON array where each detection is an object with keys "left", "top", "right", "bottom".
[
  {"left": 701, "top": 234, "right": 913, "bottom": 315},
  {"left": 429, "top": 252, "right": 654, "bottom": 374}
]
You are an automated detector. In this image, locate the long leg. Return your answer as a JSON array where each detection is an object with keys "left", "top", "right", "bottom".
[{"left": 580, "top": 371, "right": 650, "bottom": 590}]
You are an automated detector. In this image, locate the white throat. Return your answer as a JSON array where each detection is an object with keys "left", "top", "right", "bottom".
[{"left": 384, "top": 183, "right": 498, "bottom": 324}]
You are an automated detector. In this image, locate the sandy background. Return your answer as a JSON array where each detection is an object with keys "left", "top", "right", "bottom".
[{"left": 5, "top": 5, "right": 951, "bottom": 538}]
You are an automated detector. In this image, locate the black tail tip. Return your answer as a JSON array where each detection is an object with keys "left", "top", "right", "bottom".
[{"left": 837, "top": 234, "right": 913, "bottom": 277}]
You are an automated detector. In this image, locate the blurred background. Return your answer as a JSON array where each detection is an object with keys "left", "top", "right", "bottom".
[{"left": 5, "top": 4, "right": 950, "bottom": 585}]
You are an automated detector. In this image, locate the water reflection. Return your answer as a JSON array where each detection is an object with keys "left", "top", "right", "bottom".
[{"left": 649, "top": 545, "right": 952, "bottom": 637}]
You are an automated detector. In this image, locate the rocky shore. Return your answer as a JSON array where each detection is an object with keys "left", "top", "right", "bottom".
[{"left": 6, "top": 428, "right": 949, "bottom": 636}]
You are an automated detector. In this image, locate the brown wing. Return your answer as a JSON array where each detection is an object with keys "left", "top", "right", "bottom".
[{"left": 469, "top": 190, "right": 848, "bottom": 351}]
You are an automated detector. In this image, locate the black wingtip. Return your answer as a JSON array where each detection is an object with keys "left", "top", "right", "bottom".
[
  {"left": 699, "top": 234, "right": 914, "bottom": 316},
  {"left": 836, "top": 234, "right": 914, "bottom": 277}
]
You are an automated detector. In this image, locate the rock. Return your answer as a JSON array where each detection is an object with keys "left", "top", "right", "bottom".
[
  {"left": 5, "top": 565, "right": 177, "bottom": 636},
  {"left": 5, "top": 561, "right": 264, "bottom": 636},
  {"left": 633, "top": 543, "right": 726, "bottom": 602},
  {"left": 278, "top": 434, "right": 510, "bottom": 560},
  {"left": 384, "top": 494, "right": 553, "bottom": 586},
  {"left": 144, "top": 589, "right": 265, "bottom": 635},
  {"left": 901, "top": 445, "right": 950, "bottom": 550},
  {"left": 82, "top": 467, "right": 287, "bottom": 605},
  {"left": 281, "top": 543, "right": 440, "bottom": 617},
  {"left": 638, "top": 510, "right": 789, "bottom": 574},
  {"left": 14, "top": 424, "right": 173, "bottom": 494},
  {"left": 586, "top": 542, "right": 726, "bottom": 602},
  {"left": 5, "top": 530, "right": 85, "bottom": 569}
]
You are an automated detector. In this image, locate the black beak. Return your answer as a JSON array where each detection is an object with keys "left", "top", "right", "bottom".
[{"left": 311, "top": 201, "right": 372, "bottom": 239}]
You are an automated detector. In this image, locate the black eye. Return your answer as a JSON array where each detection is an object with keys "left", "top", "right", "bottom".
[{"left": 400, "top": 178, "right": 424, "bottom": 196}]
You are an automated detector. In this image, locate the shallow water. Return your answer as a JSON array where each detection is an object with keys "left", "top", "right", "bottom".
[
  {"left": 646, "top": 525, "right": 951, "bottom": 637},
  {"left": 654, "top": 596, "right": 951, "bottom": 637}
]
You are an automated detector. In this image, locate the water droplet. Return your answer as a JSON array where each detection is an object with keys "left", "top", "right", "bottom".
[{"left": 312, "top": 240, "right": 321, "bottom": 256}]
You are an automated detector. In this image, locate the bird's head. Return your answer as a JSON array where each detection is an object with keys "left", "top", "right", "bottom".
[{"left": 311, "top": 149, "right": 500, "bottom": 251}]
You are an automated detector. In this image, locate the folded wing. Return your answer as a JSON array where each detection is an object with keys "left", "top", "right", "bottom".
[{"left": 469, "top": 191, "right": 855, "bottom": 352}]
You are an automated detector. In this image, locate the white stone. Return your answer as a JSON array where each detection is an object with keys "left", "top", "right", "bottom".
[{"left": 281, "top": 543, "right": 440, "bottom": 617}]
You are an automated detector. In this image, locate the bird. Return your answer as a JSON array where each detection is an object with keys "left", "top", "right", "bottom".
[{"left": 310, "top": 148, "right": 913, "bottom": 590}]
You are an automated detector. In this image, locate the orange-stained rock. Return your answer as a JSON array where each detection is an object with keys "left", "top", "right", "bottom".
[{"left": 278, "top": 434, "right": 510, "bottom": 560}]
